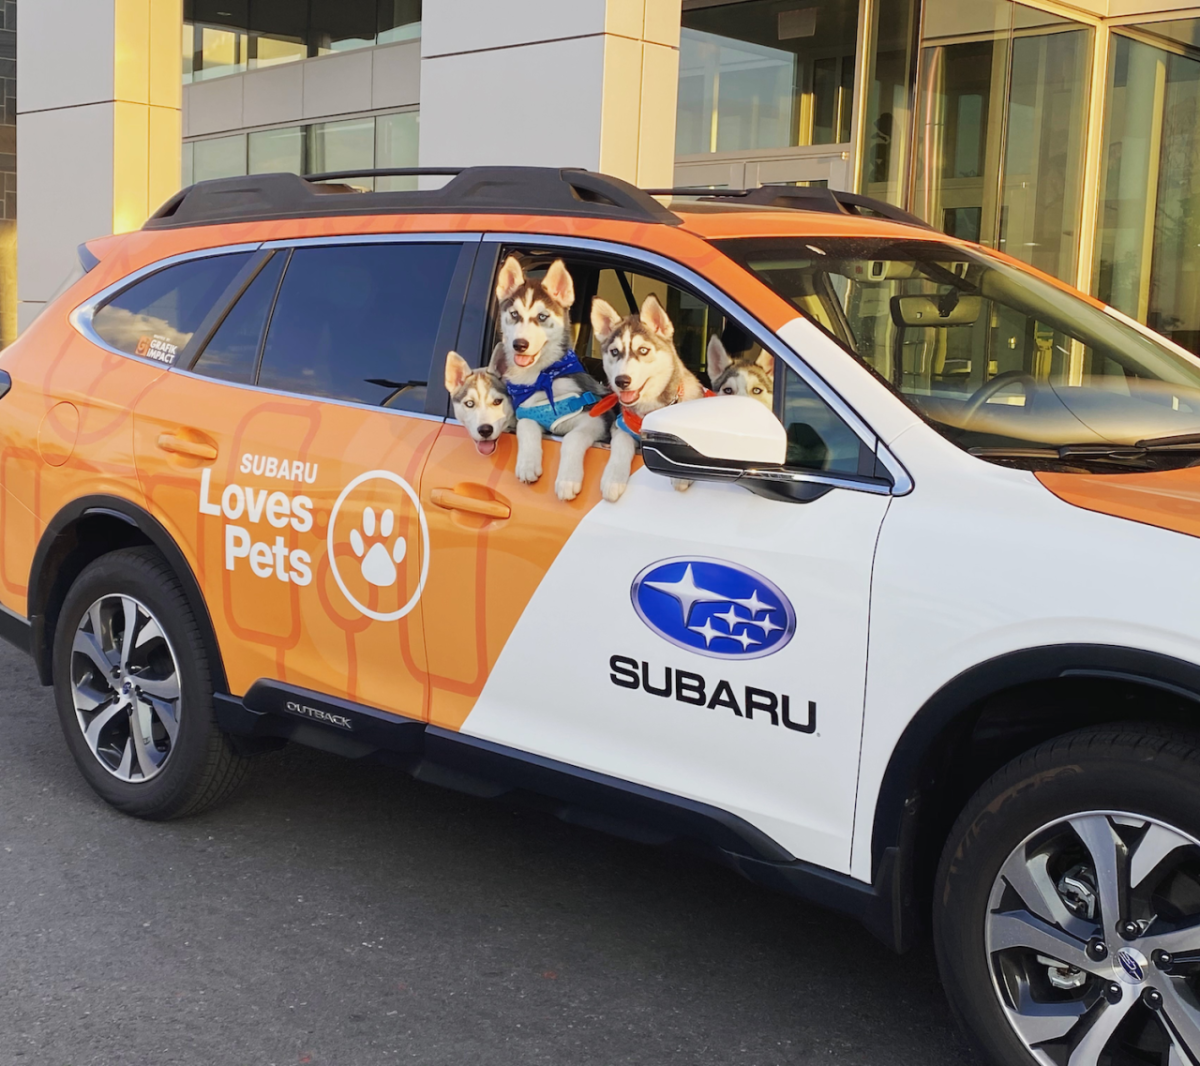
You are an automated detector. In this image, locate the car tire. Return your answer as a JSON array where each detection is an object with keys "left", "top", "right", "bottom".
[
  {"left": 52, "top": 546, "right": 249, "bottom": 819},
  {"left": 935, "top": 724, "right": 1200, "bottom": 1066}
]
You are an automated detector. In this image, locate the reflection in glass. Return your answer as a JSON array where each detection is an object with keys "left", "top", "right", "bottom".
[
  {"left": 861, "top": 0, "right": 919, "bottom": 206},
  {"left": 249, "top": 127, "right": 304, "bottom": 175},
  {"left": 1096, "top": 28, "right": 1200, "bottom": 355},
  {"left": 721, "top": 235, "right": 1200, "bottom": 470},
  {"left": 307, "top": 119, "right": 376, "bottom": 186},
  {"left": 192, "top": 135, "right": 247, "bottom": 182},
  {"left": 375, "top": 112, "right": 420, "bottom": 191},
  {"left": 912, "top": 0, "right": 1090, "bottom": 282},
  {"left": 675, "top": 0, "right": 860, "bottom": 156}
]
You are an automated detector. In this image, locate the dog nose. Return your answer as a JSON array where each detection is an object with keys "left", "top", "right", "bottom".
[
  {"left": 512, "top": 338, "right": 529, "bottom": 353},
  {"left": 614, "top": 374, "right": 631, "bottom": 390},
  {"left": 477, "top": 424, "right": 494, "bottom": 439}
]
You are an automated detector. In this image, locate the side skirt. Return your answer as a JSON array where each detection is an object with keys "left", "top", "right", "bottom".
[{"left": 215, "top": 681, "right": 905, "bottom": 951}]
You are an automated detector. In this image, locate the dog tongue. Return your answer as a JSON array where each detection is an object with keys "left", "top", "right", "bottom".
[
  {"left": 514, "top": 353, "right": 535, "bottom": 367},
  {"left": 619, "top": 390, "right": 640, "bottom": 405},
  {"left": 475, "top": 439, "right": 497, "bottom": 456}
]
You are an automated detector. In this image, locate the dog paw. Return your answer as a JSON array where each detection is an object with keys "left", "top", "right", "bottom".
[
  {"left": 671, "top": 478, "right": 693, "bottom": 493},
  {"left": 601, "top": 472, "right": 628, "bottom": 502},
  {"left": 350, "top": 506, "right": 407, "bottom": 587},
  {"left": 555, "top": 477, "right": 583, "bottom": 502},
  {"left": 515, "top": 457, "right": 542, "bottom": 483}
]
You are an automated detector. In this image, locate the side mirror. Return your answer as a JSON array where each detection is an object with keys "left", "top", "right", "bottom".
[{"left": 640, "top": 396, "right": 839, "bottom": 503}]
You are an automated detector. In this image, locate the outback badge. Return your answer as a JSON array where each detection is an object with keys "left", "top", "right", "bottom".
[{"left": 630, "top": 557, "right": 796, "bottom": 660}]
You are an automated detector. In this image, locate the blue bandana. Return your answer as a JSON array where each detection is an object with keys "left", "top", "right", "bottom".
[{"left": 504, "top": 350, "right": 590, "bottom": 415}]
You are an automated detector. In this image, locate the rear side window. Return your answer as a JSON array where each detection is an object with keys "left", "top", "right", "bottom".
[
  {"left": 191, "top": 253, "right": 287, "bottom": 385},
  {"left": 256, "top": 243, "right": 461, "bottom": 410},
  {"left": 91, "top": 252, "right": 252, "bottom": 364}
]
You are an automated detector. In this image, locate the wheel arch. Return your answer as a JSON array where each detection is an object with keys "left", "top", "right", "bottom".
[
  {"left": 28, "top": 495, "right": 228, "bottom": 693},
  {"left": 872, "top": 644, "right": 1200, "bottom": 946}
]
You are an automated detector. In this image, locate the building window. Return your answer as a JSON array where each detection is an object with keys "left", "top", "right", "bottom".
[
  {"left": 861, "top": 0, "right": 920, "bottom": 207},
  {"left": 675, "top": 0, "right": 860, "bottom": 156},
  {"left": 1096, "top": 22, "right": 1200, "bottom": 355},
  {"left": 910, "top": 0, "right": 1092, "bottom": 283},
  {"left": 182, "top": 0, "right": 421, "bottom": 83},
  {"left": 183, "top": 111, "right": 420, "bottom": 189}
]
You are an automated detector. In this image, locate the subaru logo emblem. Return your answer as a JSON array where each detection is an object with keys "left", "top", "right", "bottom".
[
  {"left": 630, "top": 557, "right": 796, "bottom": 660},
  {"left": 1117, "top": 948, "right": 1145, "bottom": 982}
]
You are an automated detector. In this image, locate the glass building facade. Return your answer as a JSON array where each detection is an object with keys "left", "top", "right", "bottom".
[{"left": 677, "top": 0, "right": 1200, "bottom": 357}]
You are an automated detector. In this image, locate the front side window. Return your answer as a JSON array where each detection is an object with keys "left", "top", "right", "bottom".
[
  {"left": 721, "top": 236, "right": 1200, "bottom": 472},
  {"left": 91, "top": 252, "right": 253, "bottom": 363},
  {"left": 256, "top": 242, "right": 461, "bottom": 410},
  {"left": 486, "top": 248, "right": 870, "bottom": 475}
]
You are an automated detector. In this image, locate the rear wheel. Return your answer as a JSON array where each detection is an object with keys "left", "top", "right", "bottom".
[
  {"left": 935, "top": 726, "right": 1200, "bottom": 1066},
  {"left": 52, "top": 546, "right": 248, "bottom": 819}
]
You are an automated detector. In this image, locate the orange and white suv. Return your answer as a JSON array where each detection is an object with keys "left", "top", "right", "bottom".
[{"left": 5, "top": 166, "right": 1200, "bottom": 1066}]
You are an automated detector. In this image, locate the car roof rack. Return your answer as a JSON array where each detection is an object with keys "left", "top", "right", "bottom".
[
  {"left": 143, "top": 167, "right": 683, "bottom": 229},
  {"left": 645, "top": 184, "right": 935, "bottom": 230}
]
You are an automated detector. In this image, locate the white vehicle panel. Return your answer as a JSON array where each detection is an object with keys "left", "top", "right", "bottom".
[{"left": 460, "top": 468, "right": 889, "bottom": 872}]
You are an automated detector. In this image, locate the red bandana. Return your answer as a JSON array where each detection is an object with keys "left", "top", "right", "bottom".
[{"left": 590, "top": 382, "right": 715, "bottom": 435}]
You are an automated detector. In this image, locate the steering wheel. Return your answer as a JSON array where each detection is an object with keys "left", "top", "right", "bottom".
[{"left": 961, "top": 371, "right": 1038, "bottom": 425}]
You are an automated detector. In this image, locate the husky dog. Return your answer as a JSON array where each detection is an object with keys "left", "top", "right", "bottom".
[
  {"left": 589, "top": 294, "right": 710, "bottom": 502},
  {"left": 707, "top": 335, "right": 774, "bottom": 408},
  {"left": 493, "top": 256, "right": 608, "bottom": 501},
  {"left": 445, "top": 350, "right": 515, "bottom": 456}
]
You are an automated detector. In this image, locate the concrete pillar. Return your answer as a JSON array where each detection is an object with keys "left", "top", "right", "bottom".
[
  {"left": 17, "top": 0, "right": 181, "bottom": 331},
  {"left": 418, "top": 0, "right": 682, "bottom": 189}
]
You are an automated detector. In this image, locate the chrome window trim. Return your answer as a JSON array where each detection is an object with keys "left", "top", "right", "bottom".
[
  {"left": 489, "top": 232, "right": 912, "bottom": 497},
  {"left": 167, "top": 366, "right": 447, "bottom": 423},
  {"left": 259, "top": 232, "right": 484, "bottom": 250},
  {"left": 69, "top": 242, "right": 264, "bottom": 365}
]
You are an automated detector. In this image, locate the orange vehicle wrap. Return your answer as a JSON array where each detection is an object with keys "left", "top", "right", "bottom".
[
  {"left": 0, "top": 207, "right": 810, "bottom": 728},
  {"left": 1036, "top": 468, "right": 1200, "bottom": 542}
]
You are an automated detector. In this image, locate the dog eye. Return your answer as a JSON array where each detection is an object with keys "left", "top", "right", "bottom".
[
  {"left": 722, "top": 387, "right": 734, "bottom": 394},
  {"left": 464, "top": 399, "right": 475, "bottom": 407},
  {"left": 491, "top": 398, "right": 503, "bottom": 406},
  {"left": 509, "top": 310, "right": 519, "bottom": 321},
  {"left": 637, "top": 346, "right": 650, "bottom": 356},
  {"left": 609, "top": 347, "right": 620, "bottom": 358},
  {"left": 537, "top": 312, "right": 548, "bottom": 323},
  {"left": 752, "top": 387, "right": 763, "bottom": 394}
]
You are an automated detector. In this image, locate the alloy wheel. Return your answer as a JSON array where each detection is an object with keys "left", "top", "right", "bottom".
[
  {"left": 70, "top": 594, "right": 182, "bottom": 782},
  {"left": 987, "top": 810, "right": 1200, "bottom": 1065}
]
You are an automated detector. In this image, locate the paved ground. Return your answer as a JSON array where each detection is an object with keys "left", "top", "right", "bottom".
[{"left": 0, "top": 640, "right": 976, "bottom": 1066}]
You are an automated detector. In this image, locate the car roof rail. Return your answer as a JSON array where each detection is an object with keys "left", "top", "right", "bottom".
[
  {"left": 143, "top": 167, "right": 683, "bottom": 229},
  {"left": 644, "top": 184, "right": 936, "bottom": 230}
]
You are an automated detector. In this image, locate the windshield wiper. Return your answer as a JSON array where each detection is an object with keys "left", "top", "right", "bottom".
[{"left": 970, "top": 440, "right": 1200, "bottom": 466}]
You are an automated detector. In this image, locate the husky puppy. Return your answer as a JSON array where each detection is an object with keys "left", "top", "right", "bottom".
[
  {"left": 707, "top": 335, "right": 774, "bottom": 408},
  {"left": 492, "top": 256, "right": 608, "bottom": 501},
  {"left": 589, "top": 294, "right": 710, "bottom": 503},
  {"left": 445, "top": 351, "right": 515, "bottom": 456}
]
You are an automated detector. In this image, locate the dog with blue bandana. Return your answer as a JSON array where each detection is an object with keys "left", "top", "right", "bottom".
[{"left": 493, "top": 256, "right": 609, "bottom": 501}]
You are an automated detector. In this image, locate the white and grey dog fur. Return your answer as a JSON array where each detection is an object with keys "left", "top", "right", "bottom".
[
  {"left": 493, "top": 256, "right": 608, "bottom": 501},
  {"left": 444, "top": 350, "right": 515, "bottom": 455},
  {"left": 707, "top": 335, "right": 774, "bottom": 408},
  {"left": 591, "top": 293, "right": 708, "bottom": 502}
]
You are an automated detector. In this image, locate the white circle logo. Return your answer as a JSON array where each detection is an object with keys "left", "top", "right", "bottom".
[{"left": 327, "top": 470, "right": 430, "bottom": 622}]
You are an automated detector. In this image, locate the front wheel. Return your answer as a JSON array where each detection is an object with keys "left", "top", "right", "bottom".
[
  {"left": 935, "top": 726, "right": 1200, "bottom": 1066},
  {"left": 52, "top": 546, "right": 249, "bottom": 819}
]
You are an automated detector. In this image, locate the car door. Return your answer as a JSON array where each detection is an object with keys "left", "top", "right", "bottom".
[
  {"left": 419, "top": 238, "right": 893, "bottom": 872},
  {"left": 133, "top": 235, "right": 476, "bottom": 717}
]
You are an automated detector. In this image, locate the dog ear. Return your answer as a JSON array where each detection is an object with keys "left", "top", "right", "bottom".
[
  {"left": 487, "top": 341, "right": 506, "bottom": 374},
  {"left": 495, "top": 256, "right": 525, "bottom": 303},
  {"left": 640, "top": 294, "right": 674, "bottom": 340},
  {"left": 591, "top": 298, "right": 623, "bottom": 344},
  {"left": 707, "top": 334, "right": 731, "bottom": 378},
  {"left": 541, "top": 259, "right": 575, "bottom": 308},
  {"left": 755, "top": 349, "right": 775, "bottom": 378},
  {"left": 444, "top": 350, "right": 470, "bottom": 393}
]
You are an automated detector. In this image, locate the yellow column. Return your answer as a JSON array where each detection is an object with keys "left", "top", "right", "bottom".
[
  {"left": 598, "top": 0, "right": 683, "bottom": 189},
  {"left": 113, "top": 0, "right": 183, "bottom": 233}
]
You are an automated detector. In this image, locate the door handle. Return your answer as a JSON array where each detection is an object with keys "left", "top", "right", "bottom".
[
  {"left": 156, "top": 433, "right": 218, "bottom": 460},
  {"left": 430, "top": 488, "right": 511, "bottom": 519}
]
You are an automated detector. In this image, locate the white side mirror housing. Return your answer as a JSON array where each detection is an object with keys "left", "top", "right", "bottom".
[{"left": 640, "top": 395, "right": 786, "bottom": 465}]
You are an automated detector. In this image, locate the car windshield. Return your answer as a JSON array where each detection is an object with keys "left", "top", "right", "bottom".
[{"left": 718, "top": 236, "right": 1200, "bottom": 472}]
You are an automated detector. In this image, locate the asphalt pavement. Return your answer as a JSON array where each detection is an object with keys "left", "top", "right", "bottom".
[{"left": 0, "top": 638, "right": 976, "bottom": 1065}]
